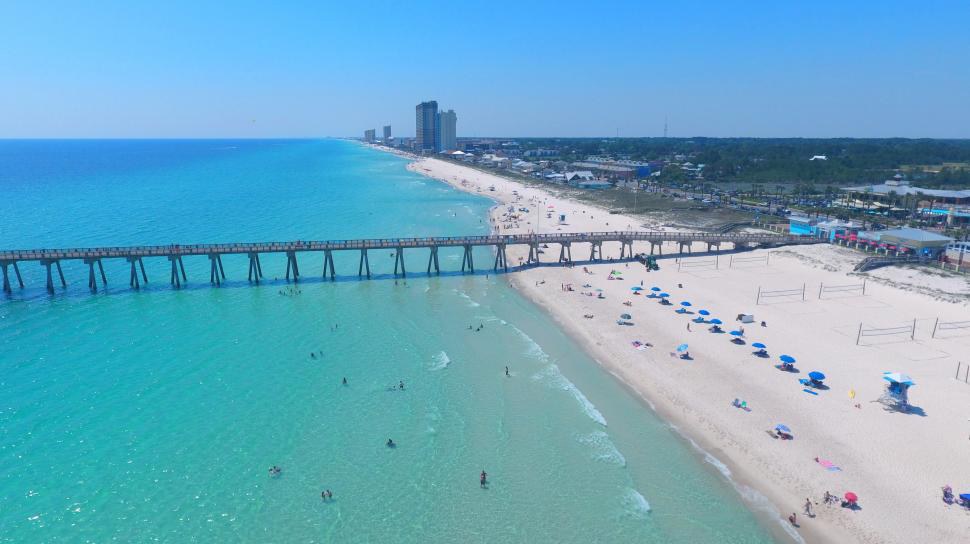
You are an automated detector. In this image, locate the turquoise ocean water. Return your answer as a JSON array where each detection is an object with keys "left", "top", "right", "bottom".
[{"left": 0, "top": 140, "right": 778, "bottom": 542}]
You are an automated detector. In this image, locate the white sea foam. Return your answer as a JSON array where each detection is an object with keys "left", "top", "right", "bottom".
[
  {"left": 669, "top": 424, "right": 805, "bottom": 543},
  {"left": 508, "top": 323, "right": 549, "bottom": 362},
  {"left": 578, "top": 431, "right": 626, "bottom": 466},
  {"left": 454, "top": 289, "right": 480, "bottom": 307},
  {"left": 534, "top": 364, "right": 607, "bottom": 426},
  {"left": 622, "top": 488, "right": 652, "bottom": 518},
  {"left": 430, "top": 351, "right": 451, "bottom": 371}
]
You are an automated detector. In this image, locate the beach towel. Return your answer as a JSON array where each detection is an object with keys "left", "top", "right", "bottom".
[
  {"left": 802, "top": 389, "right": 818, "bottom": 395},
  {"left": 816, "top": 459, "right": 842, "bottom": 472}
]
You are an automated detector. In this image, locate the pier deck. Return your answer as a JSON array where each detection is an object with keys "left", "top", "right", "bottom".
[{"left": 1, "top": 230, "right": 822, "bottom": 294}]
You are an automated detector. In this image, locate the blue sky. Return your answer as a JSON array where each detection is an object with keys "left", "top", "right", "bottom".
[{"left": 2, "top": 0, "right": 969, "bottom": 138}]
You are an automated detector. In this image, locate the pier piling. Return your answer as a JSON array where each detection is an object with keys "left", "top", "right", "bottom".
[
  {"left": 358, "top": 249, "right": 371, "bottom": 278},
  {"left": 322, "top": 249, "right": 335, "bottom": 281},
  {"left": 393, "top": 247, "right": 406, "bottom": 277}
]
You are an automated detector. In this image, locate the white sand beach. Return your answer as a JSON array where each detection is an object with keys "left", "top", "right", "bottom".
[{"left": 408, "top": 156, "right": 970, "bottom": 543}]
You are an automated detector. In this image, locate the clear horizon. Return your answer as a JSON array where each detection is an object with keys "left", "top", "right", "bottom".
[{"left": 2, "top": 1, "right": 969, "bottom": 139}]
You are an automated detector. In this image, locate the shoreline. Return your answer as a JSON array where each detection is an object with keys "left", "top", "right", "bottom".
[{"left": 398, "top": 153, "right": 970, "bottom": 544}]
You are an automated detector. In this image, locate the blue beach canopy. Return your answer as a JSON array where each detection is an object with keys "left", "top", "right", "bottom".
[
  {"left": 698, "top": 309, "right": 710, "bottom": 316},
  {"left": 680, "top": 301, "right": 692, "bottom": 307},
  {"left": 960, "top": 493, "right": 970, "bottom": 501},
  {"left": 631, "top": 286, "right": 643, "bottom": 291},
  {"left": 883, "top": 372, "right": 914, "bottom": 386},
  {"left": 780, "top": 355, "right": 796, "bottom": 364},
  {"left": 676, "top": 343, "right": 689, "bottom": 352},
  {"left": 659, "top": 293, "right": 670, "bottom": 298},
  {"left": 729, "top": 330, "right": 743, "bottom": 336},
  {"left": 650, "top": 287, "right": 661, "bottom": 292},
  {"left": 752, "top": 342, "right": 766, "bottom": 349},
  {"left": 775, "top": 424, "right": 791, "bottom": 434},
  {"left": 808, "top": 371, "right": 826, "bottom": 381},
  {"left": 709, "top": 318, "right": 723, "bottom": 325}
]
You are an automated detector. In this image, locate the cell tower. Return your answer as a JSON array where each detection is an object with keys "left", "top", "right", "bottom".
[{"left": 663, "top": 116, "right": 668, "bottom": 138}]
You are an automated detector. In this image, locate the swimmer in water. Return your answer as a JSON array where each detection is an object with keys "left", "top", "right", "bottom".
[
  {"left": 399, "top": 380, "right": 405, "bottom": 390},
  {"left": 342, "top": 377, "right": 347, "bottom": 385},
  {"left": 480, "top": 470, "right": 488, "bottom": 488},
  {"left": 505, "top": 366, "right": 510, "bottom": 377},
  {"left": 387, "top": 438, "right": 395, "bottom": 447}
]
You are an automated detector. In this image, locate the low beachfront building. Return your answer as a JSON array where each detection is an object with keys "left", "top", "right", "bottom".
[
  {"left": 565, "top": 171, "right": 596, "bottom": 184},
  {"left": 855, "top": 227, "right": 953, "bottom": 256}
]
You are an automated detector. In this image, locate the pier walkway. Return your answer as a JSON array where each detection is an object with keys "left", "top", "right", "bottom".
[{"left": 1, "top": 231, "right": 821, "bottom": 293}]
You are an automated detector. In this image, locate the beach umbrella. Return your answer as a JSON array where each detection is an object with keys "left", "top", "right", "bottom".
[
  {"left": 729, "top": 330, "right": 743, "bottom": 337},
  {"left": 676, "top": 343, "right": 689, "bottom": 352},
  {"left": 780, "top": 355, "right": 796, "bottom": 364},
  {"left": 960, "top": 493, "right": 970, "bottom": 502},
  {"left": 620, "top": 313, "right": 632, "bottom": 320},
  {"left": 680, "top": 301, "right": 692, "bottom": 307},
  {"left": 698, "top": 310, "right": 710, "bottom": 316},
  {"left": 883, "top": 372, "right": 914, "bottom": 386},
  {"left": 630, "top": 286, "right": 643, "bottom": 291},
  {"left": 650, "top": 287, "right": 661, "bottom": 292},
  {"left": 808, "top": 371, "right": 826, "bottom": 382},
  {"left": 659, "top": 293, "right": 670, "bottom": 298},
  {"left": 751, "top": 342, "right": 766, "bottom": 349},
  {"left": 775, "top": 424, "right": 791, "bottom": 434},
  {"left": 844, "top": 492, "right": 858, "bottom": 503},
  {"left": 710, "top": 318, "right": 723, "bottom": 325}
]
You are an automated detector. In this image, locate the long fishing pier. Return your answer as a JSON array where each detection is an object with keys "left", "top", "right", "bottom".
[{"left": 1, "top": 231, "right": 821, "bottom": 294}]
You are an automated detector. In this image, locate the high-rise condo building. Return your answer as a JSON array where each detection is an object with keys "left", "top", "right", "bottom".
[
  {"left": 415, "top": 101, "right": 438, "bottom": 151},
  {"left": 436, "top": 110, "right": 457, "bottom": 152},
  {"left": 364, "top": 129, "right": 376, "bottom": 143},
  {"left": 383, "top": 125, "right": 392, "bottom": 141}
]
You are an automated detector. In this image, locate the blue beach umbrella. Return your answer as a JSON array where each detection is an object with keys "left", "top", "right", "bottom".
[
  {"left": 808, "top": 371, "right": 826, "bottom": 381},
  {"left": 631, "top": 286, "right": 643, "bottom": 291},
  {"left": 676, "top": 343, "right": 689, "bottom": 352},
  {"left": 650, "top": 287, "right": 661, "bottom": 292},
  {"left": 659, "top": 293, "right": 670, "bottom": 298},
  {"left": 752, "top": 342, "right": 766, "bottom": 349},
  {"left": 775, "top": 424, "right": 791, "bottom": 434},
  {"left": 680, "top": 301, "right": 692, "bottom": 307},
  {"left": 698, "top": 310, "right": 710, "bottom": 316},
  {"left": 710, "top": 318, "right": 723, "bottom": 325},
  {"left": 729, "top": 330, "right": 743, "bottom": 337},
  {"left": 780, "top": 355, "right": 796, "bottom": 364}
]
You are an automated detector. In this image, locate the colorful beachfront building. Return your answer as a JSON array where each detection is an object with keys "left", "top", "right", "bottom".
[
  {"left": 853, "top": 228, "right": 953, "bottom": 256},
  {"left": 788, "top": 215, "right": 860, "bottom": 241}
]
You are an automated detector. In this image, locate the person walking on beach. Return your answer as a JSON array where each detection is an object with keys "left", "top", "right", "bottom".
[
  {"left": 804, "top": 498, "right": 814, "bottom": 517},
  {"left": 687, "top": 323, "right": 691, "bottom": 332}
]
